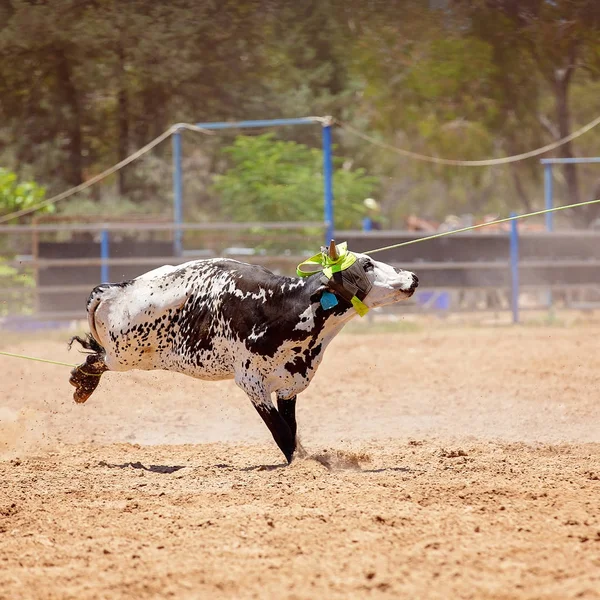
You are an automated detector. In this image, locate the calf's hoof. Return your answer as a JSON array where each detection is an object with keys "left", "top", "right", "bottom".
[{"left": 69, "top": 355, "right": 107, "bottom": 404}]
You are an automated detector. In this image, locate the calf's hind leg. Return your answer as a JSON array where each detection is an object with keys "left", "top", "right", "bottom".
[
  {"left": 68, "top": 335, "right": 108, "bottom": 404},
  {"left": 69, "top": 353, "right": 108, "bottom": 403}
]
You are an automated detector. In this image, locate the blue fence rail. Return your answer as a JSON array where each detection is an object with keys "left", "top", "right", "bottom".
[
  {"left": 509, "top": 213, "right": 519, "bottom": 324},
  {"left": 540, "top": 156, "right": 600, "bottom": 232}
]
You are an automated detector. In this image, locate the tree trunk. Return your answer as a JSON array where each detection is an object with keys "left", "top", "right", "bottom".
[
  {"left": 510, "top": 165, "right": 532, "bottom": 213},
  {"left": 554, "top": 71, "right": 582, "bottom": 224},
  {"left": 56, "top": 50, "right": 83, "bottom": 187},
  {"left": 117, "top": 40, "right": 129, "bottom": 197},
  {"left": 149, "top": 86, "right": 169, "bottom": 158}
]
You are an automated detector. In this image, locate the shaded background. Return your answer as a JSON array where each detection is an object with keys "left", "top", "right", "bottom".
[{"left": 3, "top": 0, "right": 600, "bottom": 227}]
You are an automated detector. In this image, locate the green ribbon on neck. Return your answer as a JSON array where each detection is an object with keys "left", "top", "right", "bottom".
[{"left": 296, "top": 241, "right": 369, "bottom": 317}]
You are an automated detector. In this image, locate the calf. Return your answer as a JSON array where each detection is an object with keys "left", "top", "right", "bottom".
[{"left": 69, "top": 242, "right": 418, "bottom": 462}]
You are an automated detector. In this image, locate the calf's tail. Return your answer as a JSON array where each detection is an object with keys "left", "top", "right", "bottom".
[{"left": 68, "top": 332, "right": 104, "bottom": 354}]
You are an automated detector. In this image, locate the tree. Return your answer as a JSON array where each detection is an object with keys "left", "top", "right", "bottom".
[
  {"left": 0, "top": 0, "right": 270, "bottom": 202},
  {"left": 0, "top": 168, "right": 49, "bottom": 222},
  {"left": 212, "top": 134, "right": 377, "bottom": 229},
  {"left": 0, "top": 0, "right": 91, "bottom": 188},
  {"left": 3, "top": 0, "right": 600, "bottom": 227},
  {"left": 336, "top": 2, "right": 508, "bottom": 219},
  {"left": 457, "top": 0, "right": 600, "bottom": 224}
]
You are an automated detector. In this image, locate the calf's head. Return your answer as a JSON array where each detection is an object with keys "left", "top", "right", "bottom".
[
  {"left": 298, "top": 241, "right": 418, "bottom": 316},
  {"left": 350, "top": 252, "right": 418, "bottom": 309}
]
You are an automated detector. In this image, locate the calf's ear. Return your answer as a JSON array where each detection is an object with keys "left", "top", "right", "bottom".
[{"left": 309, "top": 284, "right": 329, "bottom": 304}]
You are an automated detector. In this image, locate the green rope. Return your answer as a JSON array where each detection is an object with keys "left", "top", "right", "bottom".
[
  {"left": 2, "top": 197, "right": 600, "bottom": 371},
  {"left": 365, "top": 198, "right": 600, "bottom": 255},
  {"left": 0, "top": 350, "right": 76, "bottom": 368}
]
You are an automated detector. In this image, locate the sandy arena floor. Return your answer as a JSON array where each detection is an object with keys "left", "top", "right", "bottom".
[{"left": 1, "top": 323, "right": 599, "bottom": 599}]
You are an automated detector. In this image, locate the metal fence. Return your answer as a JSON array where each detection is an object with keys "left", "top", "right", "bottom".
[
  {"left": 0, "top": 221, "right": 324, "bottom": 324},
  {"left": 2, "top": 222, "right": 600, "bottom": 327},
  {"left": 341, "top": 229, "right": 600, "bottom": 320}
]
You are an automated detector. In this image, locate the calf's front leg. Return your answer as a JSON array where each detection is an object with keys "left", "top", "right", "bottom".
[
  {"left": 276, "top": 395, "right": 297, "bottom": 440},
  {"left": 237, "top": 377, "right": 296, "bottom": 463}
]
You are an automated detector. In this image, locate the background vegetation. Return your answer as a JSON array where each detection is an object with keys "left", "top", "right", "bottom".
[{"left": 2, "top": 0, "right": 600, "bottom": 228}]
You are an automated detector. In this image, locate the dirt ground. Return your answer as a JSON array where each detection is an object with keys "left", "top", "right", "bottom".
[{"left": 1, "top": 322, "right": 599, "bottom": 599}]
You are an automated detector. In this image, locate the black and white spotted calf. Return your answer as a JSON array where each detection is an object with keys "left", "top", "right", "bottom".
[{"left": 69, "top": 253, "right": 418, "bottom": 462}]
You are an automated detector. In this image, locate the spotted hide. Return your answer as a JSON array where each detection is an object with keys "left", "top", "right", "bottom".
[{"left": 69, "top": 254, "right": 418, "bottom": 462}]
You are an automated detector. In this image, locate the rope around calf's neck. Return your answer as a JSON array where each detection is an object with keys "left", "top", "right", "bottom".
[{"left": 364, "top": 198, "right": 600, "bottom": 255}]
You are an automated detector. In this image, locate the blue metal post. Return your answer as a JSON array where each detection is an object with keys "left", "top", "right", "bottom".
[
  {"left": 543, "top": 162, "right": 554, "bottom": 312},
  {"left": 509, "top": 212, "right": 520, "bottom": 324},
  {"left": 100, "top": 229, "right": 110, "bottom": 284},
  {"left": 322, "top": 122, "right": 334, "bottom": 245},
  {"left": 172, "top": 129, "right": 183, "bottom": 256},
  {"left": 544, "top": 163, "right": 554, "bottom": 231}
]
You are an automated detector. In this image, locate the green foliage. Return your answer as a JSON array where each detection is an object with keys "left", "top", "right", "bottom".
[
  {"left": 0, "top": 262, "right": 33, "bottom": 285},
  {"left": 213, "top": 134, "right": 378, "bottom": 229},
  {"left": 0, "top": 262, "right": 35, "bottom": 316},
  {"left": 0, "top": 168, "right": 50, "bottom": 222}
]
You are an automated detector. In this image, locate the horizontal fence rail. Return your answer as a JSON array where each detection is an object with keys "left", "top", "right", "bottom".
[
  {"left": 0, "top": 221, "right": 325, "bottom": 234},
  {"left": 3, "top": 223, "right": 600, "bottom": 325}
]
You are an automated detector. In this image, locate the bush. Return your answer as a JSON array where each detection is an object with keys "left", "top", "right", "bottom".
[
  {"left": 213, "top": 134, "right": 378, "bottom": 230},
  {"left": 0, "top": 168, "right": 50, "bottom": 223}
]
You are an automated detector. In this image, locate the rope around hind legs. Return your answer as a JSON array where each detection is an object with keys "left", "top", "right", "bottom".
[{"left": 0, "top": 350, "right": 101, "bottom": 376}]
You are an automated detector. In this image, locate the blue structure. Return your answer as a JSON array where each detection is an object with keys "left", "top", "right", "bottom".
[
  {"left": 540, "top": 156, "right": 600, "bottom": 312},
  {"left": 172, "top": 117, "right": 334, "bottom": 255},
  {"left": 543, "top": 162, "right": 554, "bottom": 232},
  {"left": 321, "top": 122, "right": 334, "bottom": 245},
  {"left": 509, "top": 212, "right": 519, "bottom": 324},
  {"left": 172, "top": 131, "right": 183, "bottom": 255},
  {"left": 100, "top": 228, "right": 110, "bottom": 284},
  {"left": 540, "top": 156, "right": 600, "bottom": 232}
]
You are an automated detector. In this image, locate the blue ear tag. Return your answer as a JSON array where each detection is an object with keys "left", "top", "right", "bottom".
[{"left": 320, "top": 291, "right": 339, "bottom": 310}]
